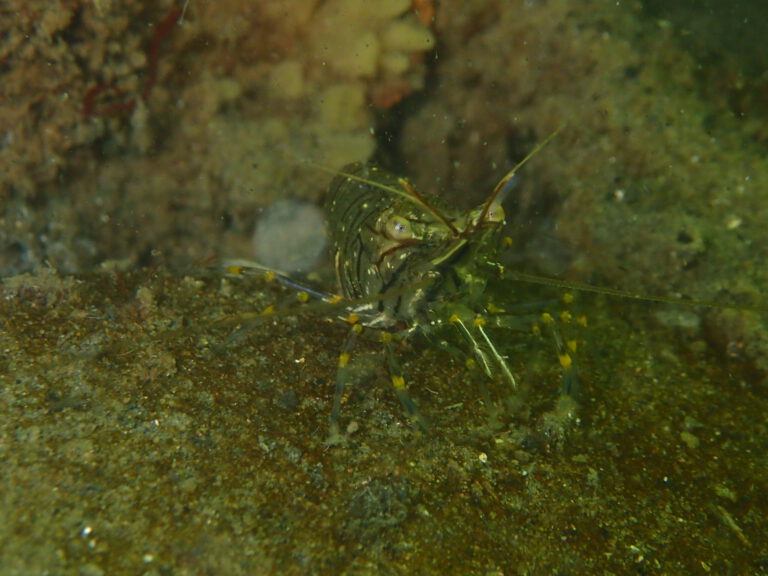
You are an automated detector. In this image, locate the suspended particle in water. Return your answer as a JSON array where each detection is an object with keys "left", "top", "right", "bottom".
[{"left": 252, "top": 199, "right": 327, "bottom": 274}]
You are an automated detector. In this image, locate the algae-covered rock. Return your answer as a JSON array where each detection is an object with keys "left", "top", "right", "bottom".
[{"left": 1, "top": 266, "right": 765, "bottom": 573}]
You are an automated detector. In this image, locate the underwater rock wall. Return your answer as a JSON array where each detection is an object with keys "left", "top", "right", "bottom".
[
  {"left": 0, "top": 0, "right": 434, "bottom": 272},
  {"left": 398, "top": 0, "right": 768, "bottom": 376}
]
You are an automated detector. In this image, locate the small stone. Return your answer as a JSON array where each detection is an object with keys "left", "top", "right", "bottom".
[{"left": 680, "top": 430, "right": 700, "bottom": 450}]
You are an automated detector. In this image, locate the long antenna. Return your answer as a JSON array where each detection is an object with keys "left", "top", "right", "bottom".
[
  {"left": 505, "top": 270, "right": 768, "bottom": 313},
  {"left": 478, "top": 125, "right": 564, "bottom": 224}
]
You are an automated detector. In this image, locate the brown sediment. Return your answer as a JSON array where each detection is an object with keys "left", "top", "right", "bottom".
[{"left": 0, "top": 266, "right": 765, "bottom": 573}]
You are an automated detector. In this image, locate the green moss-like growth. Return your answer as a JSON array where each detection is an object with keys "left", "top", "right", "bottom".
[{"left": 1, "top": 267, "right": 765, "bottom": 573}]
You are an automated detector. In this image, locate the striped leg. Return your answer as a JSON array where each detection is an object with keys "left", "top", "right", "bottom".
[
  {"left": 381, "top": 332, "right": 429, "bottom": 431},
  {"left": 327, "top": 322, "right": 363, "bottom": 444},
  {"left": 539, "top": 311, "right": 580, "bottom": 397}
]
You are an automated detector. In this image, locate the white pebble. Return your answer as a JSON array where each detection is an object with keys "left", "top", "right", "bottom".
[{"left": 252, "top": 199, "right": 327, "bottom": 273}]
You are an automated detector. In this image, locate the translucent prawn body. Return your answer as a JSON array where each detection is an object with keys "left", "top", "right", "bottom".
[{"left": 323, "top": 163, "right": 505, "bottom": 334}]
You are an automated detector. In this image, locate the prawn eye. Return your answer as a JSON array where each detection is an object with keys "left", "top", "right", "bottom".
[
  {"left": 385, "top": 215, "right": 414, "bottom": 240},
  {"left": 484, "top": 203, "right": 505, "bottom": 223}
]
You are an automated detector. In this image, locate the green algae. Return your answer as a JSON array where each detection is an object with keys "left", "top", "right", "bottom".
[{"left": 1, "top": 268, "right": 765, "bottom": 574}]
